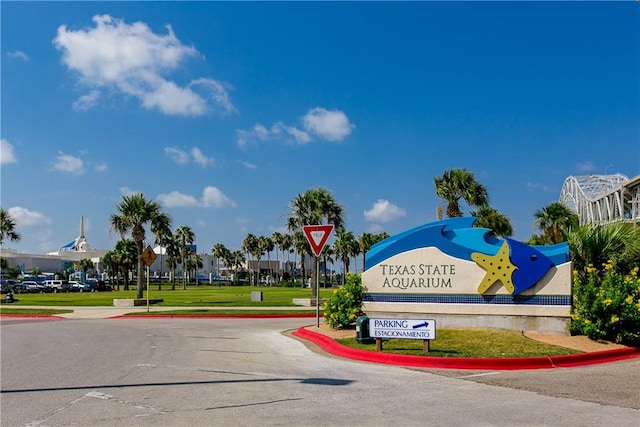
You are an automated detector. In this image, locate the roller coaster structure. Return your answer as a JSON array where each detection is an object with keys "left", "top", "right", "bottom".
[{"left": 559, "top": 174, "right": 640, "bottom": 225}]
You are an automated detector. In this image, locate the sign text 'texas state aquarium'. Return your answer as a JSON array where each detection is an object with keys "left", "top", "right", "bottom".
[{"left": 361, "top": 217, "right": 572, "bottom": 318}]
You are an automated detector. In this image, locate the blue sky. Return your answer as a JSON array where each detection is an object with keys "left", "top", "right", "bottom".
[{"left": 2, "top": 1, "right": 639, "bottom": 257}]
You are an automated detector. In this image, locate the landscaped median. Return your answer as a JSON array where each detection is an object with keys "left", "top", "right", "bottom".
[{"left": 292, "top": 326, "right": 640, "bottom": 370}]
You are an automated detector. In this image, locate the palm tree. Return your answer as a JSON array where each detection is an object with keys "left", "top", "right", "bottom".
[
  {"left": 334, "top": 229, "right": 359, "bottom": 284},
  {"left": 320, "top": 245, "right": 335, "bottom": 288},
  {"left": 566, "top": 222, "right": 640, "bottom": 280},
  {"left": 164, "top": 238, "right": 180, "bottom": 290},
  {"left": 281, "top": 233, "right": 293, "bottom": 279},
  {"left": 174, "top": 225, "right": 195, "bottom": 290},
  {"left": 152, "top": 214, "right": 172, "bottom": 290},
  {"left": 229, "top": 250, "right": 246, "bottom": 283},
  {"left": 360, "top": 231, "right": 389, "bottom": 271},
  {"left": 113, "top": 239, "right": 137, "bottom": 291},
  {"left": 471, "top": 206, "right": 514, "bottom": 238},
  {"left": 357, "top": 232, "right": 375, "bottom": 272},
  {"left": 211, "top": 243, "right": 229, "bottom": 279},
  {"left": 286, "top": 187, "right": 345, "bottom": 294},
  {"left": 0, "top": 207, "right": 21, "bottom": 246},
  {"left": 78, "top": 258, "right": 94, "bottom": 279},
  {"left": 102, "top": 251, "right": 117, "bottom": 287},
  {"left": 533, "top": 202, "right": 578, "bottom": 244},
  {"left": 259, "top": 236, "right": 274, "bottom": 284},
  {"left": 292, "top": 230, "right": 310, "bottom": 286},
  {"left": 187, "top": 254, "right": 203, "bottom": 285},
  {"left": 242, "top": 234, "right": 259, "bottom": 285},
  {"left": 271, "top": 232, "right": 284, "bottom": 282},
  {"left": 434, "top": 169, "right": 489, "bottom": 218},
  {"left": 109, "top": 193, "right": 172, "bottom": 299}
]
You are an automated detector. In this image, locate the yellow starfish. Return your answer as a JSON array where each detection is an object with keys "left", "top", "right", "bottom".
[{"left": 471, "top": 240, "right": 517, "bottom": 294}]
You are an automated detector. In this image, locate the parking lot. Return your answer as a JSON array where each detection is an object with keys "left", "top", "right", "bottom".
[{"left": 2, "top": 317, "right": 638, "bottom": 426}]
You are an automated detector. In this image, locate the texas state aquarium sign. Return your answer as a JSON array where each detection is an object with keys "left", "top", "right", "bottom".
[{"left": 361, "top": 217, "right": 573, "bottom": 335}]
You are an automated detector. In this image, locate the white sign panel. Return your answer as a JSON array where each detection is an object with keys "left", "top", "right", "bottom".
[{"left": 370, "top": 318, "right": 436, "bottom": 340}]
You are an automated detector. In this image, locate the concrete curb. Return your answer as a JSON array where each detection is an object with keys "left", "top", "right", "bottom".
[
  {"left": 0, "top": 314, "right": 66, "bottom": 320},
  {"left": 292, "top": 326, "right": 640, "bottom": 370},
  {"left": 109, "top": 313, "right": 319, "bottom": 319}
]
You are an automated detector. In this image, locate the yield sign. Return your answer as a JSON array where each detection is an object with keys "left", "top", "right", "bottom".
[{"left": 303, "top": 225, "right": 334, "bottom": 257}]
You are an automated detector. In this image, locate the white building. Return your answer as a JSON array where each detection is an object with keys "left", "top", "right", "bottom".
[{"left": 1, "top": 217, "right": 107, "bottom": 276}]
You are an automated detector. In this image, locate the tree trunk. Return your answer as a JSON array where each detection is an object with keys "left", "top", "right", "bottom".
[
  {"left": 136, "top": 242, "right": 144, "bottom": 299},
  {"left": 310, "top": 256, "right": 319, "bottom": 297},
  {"left": 158, "top": 252, "right": 163, "bottom": 291}
]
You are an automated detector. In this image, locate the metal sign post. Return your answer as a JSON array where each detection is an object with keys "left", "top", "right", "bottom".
[
  {"left": 302, "top": 225, "right": 334, "bottom": 328},
  {"left": 315, "top": 256, "right": 320, "bottom": 327},
  {"left": 146, "top": 265, "right": 150, "bottom": 313},
  {"left": 141, "top": 245, "right": 157, "bottom": 313}
]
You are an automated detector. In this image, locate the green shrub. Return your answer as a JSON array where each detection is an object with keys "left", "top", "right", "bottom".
[
  {"left": 277, "top": 281, "right": 299, "bottom": 288},
  {"left": 570, "top": 263, "right": 640, "bottom": 345},
  {"left": 322, "top": 273, "right": 363, "bottom": 329}
]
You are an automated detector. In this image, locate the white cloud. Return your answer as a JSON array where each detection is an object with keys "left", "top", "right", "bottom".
[
  {"left": 278, "top": 122, "right": 311, "bottom": 144},
  {"left": 576, "top": 160, "right": 596, "bottom": 173},
  {"left": 241, "top": 161, "right": 257, "bottom": 169},
  {"left": 526, "top": 182, "right": 551, "bottom": 192},
  {"left": 364, "top": 199, "right": 406, "bottom": 223},
  {"left": 7, "top": 50, "right": 29, "bottom": 61},
  {"left": 73, "top": 90, "right": 100, "bottom": 111},
  {"left": 94, "top": 162, "right": 108, "bottom": 172},
  {"left": 1, "top": 138, "right": 17, "bottom": 164},
  {"left": 8, "top": 207, "right": 51, "bottom": 227},
  {"left": 157, "top": 191, "right": 199, "bottom": 207},
  {"left": 190, "top": 147, "right": 214, "bottom": 167},
  {"left": 237, "top": 107, "right": 352, "bottom": 147},
  {"left": 164, "top": 147, "right": 191, "bottom": 164},
  {"left": 201, "top": 186, "right": 236, "bottom": 207},
  {"left": 53, "top": 152, "right": 85, "bottom": 174},
  {"left": 157, "top": 186, "right": 236, "bottom": 208},
  {"left": 302, "top": 107, "right": 354, "bottom": 141},
  {"left": 5, "top": 207, "right": 53, "bottom": 253},
  {"left": 164, "top": 146, "right": 214, "bottom": 167},
  {"left": 367, "top": 223, "right": 384, "bottom": 234},
  {"left": 119, "top": 187, "right": 140, "bottom": 196},
  {"left": 53, "top": 14, "right": 234, "bottom": 116}
]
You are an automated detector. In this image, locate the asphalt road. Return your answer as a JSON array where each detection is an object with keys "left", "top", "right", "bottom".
[{"left": 1, "top": 317, "right": 639, "bottom": 426}]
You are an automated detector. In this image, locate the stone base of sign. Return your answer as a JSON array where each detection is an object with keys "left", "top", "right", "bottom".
[
  {"left": 293, "top": 298, "right": 325, "bottom": 307},
  {"left": 113, "top": 298, "right": 164, "bottom": 307},
  {"left": 251, "top": 291, "right": 263, "bottom": 302},
  {"left": 364, "top": 311, "right": 570, "bottom": 336}
]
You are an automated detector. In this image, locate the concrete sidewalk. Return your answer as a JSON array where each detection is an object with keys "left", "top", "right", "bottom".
[{"left": 6, "top": 305, "right": 316, "bottom": 319}]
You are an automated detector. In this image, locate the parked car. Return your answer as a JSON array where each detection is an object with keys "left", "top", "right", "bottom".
[
  {"left": 69, "top": 281, "right": 92, "bottom": 292},
  {"left": 1, "top": 279, "right": 19, "bottom": 293},
  {"left": 12, "top": 282, "right": 30, "bottom": 294},
  {"left": 21, "top": 280, "right": 47, "bottom": 293},
  {"left": 43, "top": 279, "right": 70, "bottom": 293},
  {"left": 86, "top": 279, "right": 111, "bottom": 292}
]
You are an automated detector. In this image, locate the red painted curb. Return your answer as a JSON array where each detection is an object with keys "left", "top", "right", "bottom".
[{"left": 292, "top": 327, "right": 640, "bottom": 370}]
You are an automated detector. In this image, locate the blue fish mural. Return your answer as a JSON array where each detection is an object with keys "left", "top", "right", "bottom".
[{"left": 365, "top": 218, "right": 569, "bottom": 296}]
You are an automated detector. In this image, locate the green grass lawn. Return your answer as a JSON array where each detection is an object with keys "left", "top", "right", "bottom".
[
  {"left": 3, "top": 284, "right": 332, "bottom": 307},
  {"left": 338, "top": 328, "right": 582, "bottom": 358}
]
